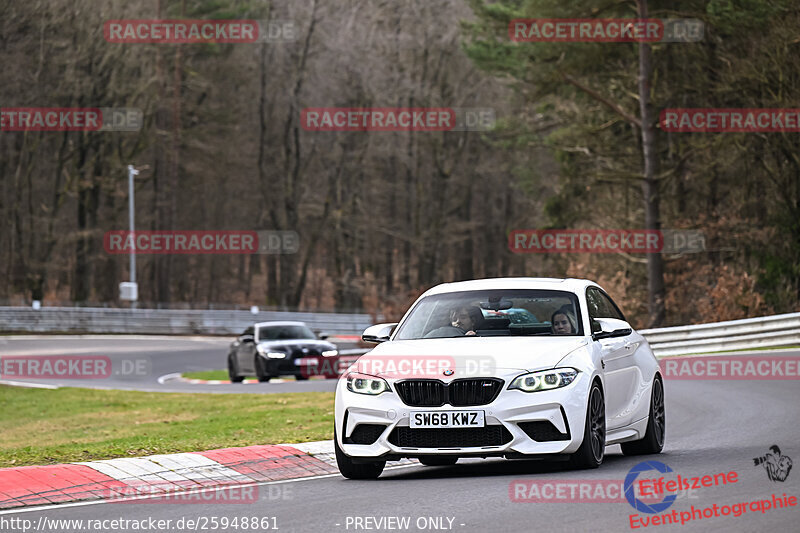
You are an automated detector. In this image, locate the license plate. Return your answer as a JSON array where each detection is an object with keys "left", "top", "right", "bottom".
[
  {"left": 295, "top": 358, "right": 315, "bottom": 366},
  {"left": 410, "top": 411, "right": 485, "bottom": 428}
]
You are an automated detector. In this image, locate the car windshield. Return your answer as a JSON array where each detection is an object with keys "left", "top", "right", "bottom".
[
  {"left": 393, "top": 289, "right": 583, "bottom": 340},
  {"left": 257, "top": 325, "right": 316, "bottom": 341}
]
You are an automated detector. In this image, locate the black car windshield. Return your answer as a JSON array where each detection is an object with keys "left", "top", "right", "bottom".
[
  {"left": 257, "top": 325, "right": 316, "bottom": 341},
  {"left": 393, "top": 289, "right": 583, "bottom": 340}
]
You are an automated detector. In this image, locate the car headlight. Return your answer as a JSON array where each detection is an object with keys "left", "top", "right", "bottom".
[
  {"left": 322, "top": 349, "right": 338, "bottom": 357},
  {"left": 345, "top": 372, "right": 390, "bottom": 395},
  {"left": 508, "top": 368, "right": 578, "bottom": 392},
  {"left": 257, "top": 345, "right": 286, "bottom": 358}
]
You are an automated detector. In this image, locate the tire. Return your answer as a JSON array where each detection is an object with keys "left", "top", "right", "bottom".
[
  {"left": 228, "top": 354, "right": 244, "bottom": 383},
  {"left": 334, "top": 430, "right": 385, "bottom": 480},
  {"left": 254, "top": 355, "right": 272, "bottom": 383},
  {"left": 295, "top": 374, "right": 309, "bottom": 381},
  {"left": 621, "top": 375, "right": 665, "bottom": 456},
  {"left": 569, "top": 381, "right": 605, "bottom": 469},
  {"left": 418, "top": 456, "right": 458, "bottom": 466}
]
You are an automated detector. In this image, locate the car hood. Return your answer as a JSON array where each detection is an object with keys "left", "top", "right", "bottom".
[{"left": 357, "top": 336, "right": 588, "bottom": 378}]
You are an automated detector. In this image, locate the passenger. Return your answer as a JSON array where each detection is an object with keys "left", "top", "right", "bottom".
[{"left": 551, "top": 308, "right": 577, "bottom": 335}]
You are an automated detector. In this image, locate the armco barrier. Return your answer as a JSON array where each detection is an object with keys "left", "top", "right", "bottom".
[
  {"left": 0, "top": 306, "right": 797, "bottom": 356},
  {"left": 0, "top": 306, "right": 374, "bottom": 336},
  {"left": 640, "top": 312, "right": 800, "bottom": 357}
]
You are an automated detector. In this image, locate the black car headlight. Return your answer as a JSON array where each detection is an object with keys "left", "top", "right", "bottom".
[{"left": 508, "top": 368, "right": 579, "bottom": 392}]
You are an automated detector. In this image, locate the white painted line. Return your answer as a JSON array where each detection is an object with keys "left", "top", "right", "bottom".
[
  {"left": 157, "top": 373, "right": 291, "bottom": 386},
  {"left": 0, "top": 380, "right": 58, "bottom": 390},
  {"left": 157, "top": 372, "right": 182, "bottom": 384}
]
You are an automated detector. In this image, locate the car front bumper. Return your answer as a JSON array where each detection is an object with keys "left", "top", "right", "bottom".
[{"left": 334, "top": 371, "right": 594, "bottom": 459}]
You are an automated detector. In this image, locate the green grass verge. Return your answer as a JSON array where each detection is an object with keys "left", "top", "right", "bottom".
[
  {"left": 182, "top": 369, "right": 230, "bottom": 380},
  {"left": 0, "top": 385, "right": 333, "bottom": 468}
]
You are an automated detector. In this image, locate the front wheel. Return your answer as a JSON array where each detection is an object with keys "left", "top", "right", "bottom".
[
  {"left": 228, "top": 354, "right": 244, "bottom": 383},
  {"left": 621, "top": 375, "right": 665, "bottom": 456},
  {"left": 254, "top": 355, "right": 272, "bottom": 383},
  {"left": 334, "top": 431, "right": 385, "bottom": 480},
  {"left": 569, "top": 382, "right": 605, "bottom": 469}
]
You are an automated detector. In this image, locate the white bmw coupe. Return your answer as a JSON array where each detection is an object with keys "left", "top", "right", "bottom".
[{"left": 334, "top": 278, "right": 665, "bottom": 479}]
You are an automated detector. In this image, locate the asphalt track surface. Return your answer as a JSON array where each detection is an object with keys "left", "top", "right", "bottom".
[{"left": 1, "top": 340, "right": 799, "bottom": 532}]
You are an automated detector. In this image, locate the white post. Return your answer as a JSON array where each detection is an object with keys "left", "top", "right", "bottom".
[{"left": 128, "top": 164, "right": 139, "bottom": 308}]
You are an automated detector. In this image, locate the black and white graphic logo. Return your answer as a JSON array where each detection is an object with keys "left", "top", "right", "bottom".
[{"left": 753, "top": 445, "right": 793, "bottom": 482}]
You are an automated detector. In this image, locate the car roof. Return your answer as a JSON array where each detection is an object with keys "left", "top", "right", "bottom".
[
  {"left": 253, "top": 321, "right": 308, "bottom": 328},
  {"left": 419, "top": 277, "right": 598, "bottom": 297}
]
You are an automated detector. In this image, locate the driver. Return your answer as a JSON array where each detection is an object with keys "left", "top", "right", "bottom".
[{"left": 450, "top": 306, "right": 481, "bottom": 336}]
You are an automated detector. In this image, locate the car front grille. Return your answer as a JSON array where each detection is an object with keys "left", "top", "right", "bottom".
[
  {"left": 291, "top": 348, "right": 320, "bottom": 358},
  {"left": 388, "top": 426, "right": 513, "bottom": 448},
  {"left": 394, "top": 378, "right": 504, "bottom": 407},
  {"left": 394, "top": 380, "right": 446, "bottom": 406}
]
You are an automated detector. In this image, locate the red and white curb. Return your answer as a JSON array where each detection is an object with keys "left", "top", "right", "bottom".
[{"left": 0, "top": 442, "right": 341, "bottom": 510}]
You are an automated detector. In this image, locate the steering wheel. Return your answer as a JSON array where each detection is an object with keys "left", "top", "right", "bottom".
[{"left": 423, "top": 326, "right": 466, "bottom": 338}]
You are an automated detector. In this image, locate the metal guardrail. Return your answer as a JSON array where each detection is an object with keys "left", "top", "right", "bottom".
[
  {"left": 0, "top": 306, "right": 374, "bottom": 336},
  {"left": 1, "top": 305, "right": 797, "bottom": 357},
  {"left": 640, "top": 312, "right": 800, "bottom": 357}
]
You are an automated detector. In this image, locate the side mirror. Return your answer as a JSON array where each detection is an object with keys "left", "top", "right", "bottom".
[
  {"left": 317, "top": 331, "right": 330, "bottom": 340},
  {"left": 241, "top": 335, "right": 255, "bottom": 343},
  {"left": 362, "top": 323, "right": 398, "bottom": 344},
  {"left": 592, "top": 318, "right": 632, "bottom": 340}
]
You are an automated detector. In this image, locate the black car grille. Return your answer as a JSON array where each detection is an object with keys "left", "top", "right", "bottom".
[
  {"left": 518, "top": 420, "right": 571, "bottom": 442},
  {"left": 344, "top": 424, "right": 387, "bottom": 445},
  {"left": 394, "top": 380, "right": 446, "bottom": 406},
  {"left": 291, "top": 347, "right": 321, "bottom": 358},
  {"left": 388, "top": 426, "right": 513, "bottom": 448},
  {"left": 394, "top": 378, "right": 503, "bottom": 407}
]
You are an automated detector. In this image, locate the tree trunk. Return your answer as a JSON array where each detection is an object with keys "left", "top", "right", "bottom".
[{"left": 637, "top": 0, "right": 665, "bottom": 327}]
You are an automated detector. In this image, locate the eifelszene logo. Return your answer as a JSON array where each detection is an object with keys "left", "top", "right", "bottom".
[{"left": 625, "top": 461, "right": 678, "bottom": 514}]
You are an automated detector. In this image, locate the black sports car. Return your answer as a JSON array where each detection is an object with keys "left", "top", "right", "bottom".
[{"left": 227, "top": 321, "right": 338, "bottom": 382}]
